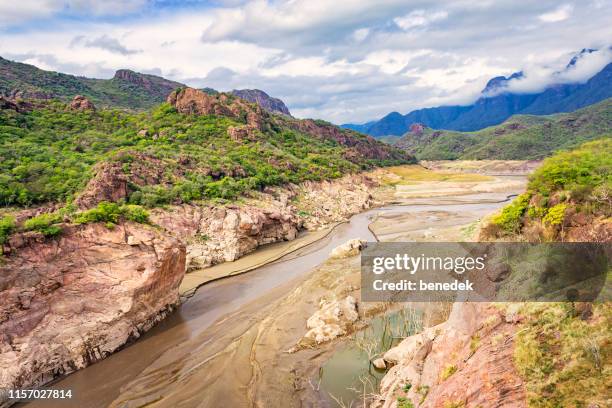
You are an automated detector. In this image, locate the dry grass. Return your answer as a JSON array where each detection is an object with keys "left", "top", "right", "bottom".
[
  {"left": 383, "top": 165, "right": 493, "bottom": 185},
  {"left": 514, "top": 302, "right": 611, "bottom": 407}
]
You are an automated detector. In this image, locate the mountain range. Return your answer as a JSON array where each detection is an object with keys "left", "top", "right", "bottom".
[
  {"left": 0, "top": 56, "right": 290, "bottom": 115},
  {"left": 343, "top": 49, "right": 612, "bottom": 136},
  {"left": 393, "top": 98, "right": 611, "bottom": 160}
]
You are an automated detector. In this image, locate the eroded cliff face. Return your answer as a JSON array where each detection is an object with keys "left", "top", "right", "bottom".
[
  {"left": 372, "top": 303, "right": 526, "bottom": 408},
  {"left": 0, "top": 223, "right": 186, "bottom": 402},
  {"left": 150, "top": 172, "right": 379, "bottom": 270},
  {"left": 0, "top": 171, "right": 380, "bottom": 403}
]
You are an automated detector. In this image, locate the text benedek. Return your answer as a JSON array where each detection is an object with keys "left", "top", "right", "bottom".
[{"left": 372, "top": 279, "right": 474, "bottom": 291}]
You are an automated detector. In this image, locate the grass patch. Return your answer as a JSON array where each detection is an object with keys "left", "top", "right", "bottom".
[
  {"left": 439, "top": 364, "right": 458, "bottom": 381},
  {"left": 514, "top": 302, "right": 611, "bottom": 407},
  {"left": 384, "top": 165, "right": 492, "bottom": 185},
  {"left": 397, "top": 397, "right": 415, "bottom": 408}
]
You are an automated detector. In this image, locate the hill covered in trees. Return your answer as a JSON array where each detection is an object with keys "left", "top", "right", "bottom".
[{"left": 0, "top": 89, "right": 412, "bottom": 209}]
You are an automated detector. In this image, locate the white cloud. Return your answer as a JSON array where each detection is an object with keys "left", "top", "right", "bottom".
[
  {"left": 352, "top": 28, "right": 370, "bottom": 42},
  {"left": 0, "top": 0, "right": 146, "bottom": 27},
  {"left": 0, "top": 0, "right": 611, "bottom": 123},
  {"left": 538, "top": 4, "right": 573, "bottom": 23},
  {"left": 504, "top": 47, "right": 612, "bottom": 94},
  {"left": 393, "top": 9, "right": 448, "bottom": 30}
]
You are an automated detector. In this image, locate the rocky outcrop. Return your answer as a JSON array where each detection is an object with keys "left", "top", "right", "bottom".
[
  {"left": 75, "top": 161, "right": 129, "bottom": 208},
  {"left": 329, "top": 238, "right": 367, "bottom": 258},
  {"left": 167, "top": 87, "right": 266, "bottom": 130},
  {"left": 372, "top": 303, "right": 526, "bottom": 408},
  {"left": 69, "top": 95, "right": 95, "bottom": 111},
  {"left": 149, "top": 173, "right": 379, "bottom": 270},
  {"left": 299, "top": 295, "right": 359, "bottom": 346},
  {"left": 151, "top": 201, "right": 299, "bottom": 271},
  {"left": 296, "top": 173, "right": 379, "bottom": 230},
  {"left": 288, "top": 119, "right": 412, "bottom": 164},
  {"left": 113, "top": 69, "right": 184, "bottom": 100},
  {"left": 231, "top": 89, "right": 291, "bottom": 116},
  {"left": 0, "top": 95, "right": 33, "bottom": 112},
  {"left": 0, "top": 223, "right": 185, "bottom": 403},
  {"left": 75, "top": 152, "right": 178, "bottom": 209},
  {"left": 409, "top": 122, "right": 425, "bottom": 136}
]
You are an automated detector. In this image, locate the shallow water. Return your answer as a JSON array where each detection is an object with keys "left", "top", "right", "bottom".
[
  {"left": 23, "top": 186, "right": 523, "bottom": 408},
  {"left": 319, "top": 309, "right": 423, "bottom": 407}
]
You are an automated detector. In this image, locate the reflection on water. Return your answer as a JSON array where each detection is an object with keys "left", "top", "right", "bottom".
[{"left": 319, "top": 308, "right": 423, "bottom": 407}]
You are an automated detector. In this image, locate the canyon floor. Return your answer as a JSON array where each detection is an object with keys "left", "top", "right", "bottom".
[{"left": 22, "top": 162, "right": 530, "bottom": 408}]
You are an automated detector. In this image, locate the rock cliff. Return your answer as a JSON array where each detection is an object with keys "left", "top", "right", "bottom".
[
  {"left": 0, "top": 223, "right": 185, "bottom": 404},
  {"left": 151, "top": 173, "right": 379, "bottom": 270},
  {"left": 231, "top": 89, "right": 291, "bottom": 116},
  {"left": 372, "top": 303, "right": 526, "bottom": 408}
]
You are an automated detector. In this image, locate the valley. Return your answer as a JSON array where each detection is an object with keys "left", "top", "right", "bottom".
[{"left": 17, "top": 163, "right": 528, "bottom": 408}]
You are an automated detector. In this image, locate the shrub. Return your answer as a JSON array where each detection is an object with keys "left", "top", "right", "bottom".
[
  {"left": 0, "top": 215, "right": 16, "bottom": 244},
  {"left": 396, "top": 397, "right": 414, "bottom": 408},
  {"left": 439, "top": 364, "right": 458, "bottom": 381},
  {"left": 121, "top": 204, "right": 150, "bottom": 223},
  {"left": 542, "top": 203, "right": 567, "bottom": 226},
  {"left": 73, "top": 202, "right": 149, "bottom": 226},
  {"left": 23, "top": 213, "right": 62, "bottom": 237},
  {"left": 492, "top": 193, "right": 530, "bottom": 234}
]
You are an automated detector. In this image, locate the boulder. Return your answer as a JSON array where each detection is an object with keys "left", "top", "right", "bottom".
[
  {"left": 69, "top": 95, "right": 95, "bottom": 111},
  {"left": 301, "top": 296, "right": 359, "bottom": 345},
  {"left": 330, "top": 239, "right": 367, "bottom": 258}
]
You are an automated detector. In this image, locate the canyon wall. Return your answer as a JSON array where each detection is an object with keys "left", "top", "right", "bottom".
[
  {"left": 0, "top": 223, "right": 185, "bottom": 406},
  {"left": 0, "top": 171, "right": 379, "bottom": 404},
  {"left": 151, "top": 172, "right": 378, "bottom": 270}
]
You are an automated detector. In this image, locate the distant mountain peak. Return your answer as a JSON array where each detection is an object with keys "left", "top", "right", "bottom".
[
  {"left": 566, "top": 48, "right": 597, "bottom": 68},
  {"left": 230, "top": 88, "right": 291, "bottom": 116},
  {"left": 482, "top": 71, "right": 524, "bottom": 96}
]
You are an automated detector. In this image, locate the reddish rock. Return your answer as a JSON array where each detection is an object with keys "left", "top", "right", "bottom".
[
  {"left": 288, "top": 119, "right": 412, "bottom": 163},
  {"left": 409, "top": 123, "right": 425, "bottom": 136},
  {"left": 69, "top": 95, "right": 96, "bottom": 111},
  {"left": 373, "top": 303, "right": 526, "bottom": 408},
  {"left": 0, "top": 223, "right": 186, "bottom": 393},
  {"left": 167, "top": 87, "right": 266, "bottom": 130},
  {"left": 0, "top": 95, "right": 33, "bottom": 112},
  {"left": 75, "top": 162, "right": 129, "bottom": 209}
]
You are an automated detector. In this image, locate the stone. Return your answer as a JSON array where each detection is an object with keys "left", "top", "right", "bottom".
[
  {"left": 69, "top": 95, "right": 95, "bottom": 111},
  {"left": 301, "top": 296, "right": 359, "bottom": 345},
  {"left": 373, "top": 358, "right": 387, "bottom": 370},
  {"left": 330, "top": 239, "right": 367, "bottom": 258}
]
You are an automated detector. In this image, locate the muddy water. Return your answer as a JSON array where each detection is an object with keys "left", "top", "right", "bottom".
[
  {"left": 24, "top": 190, "right": 521, "bottom": 408},
  {"left": 319, "top": 308, "right": 424, "bottom": 406}
]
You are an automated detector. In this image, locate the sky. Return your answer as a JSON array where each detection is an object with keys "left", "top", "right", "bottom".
[{"left": 0, "top": 0, "right": 611, "bottom": 124}]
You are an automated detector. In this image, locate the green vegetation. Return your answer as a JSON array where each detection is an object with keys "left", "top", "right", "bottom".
[
  {"left": 486, "top": 139, "right": 611, "bottom": 239},
  {"left": 396, "top": 99, "right": 612, "bottom": 160},
  {"left": 73, "top": 202, "right": 149, "bottom": 225},
  {"left": 491, "top": 193, "right": 530, "bottom": 234},
  {"left": 0, "top": 57, "right": 183, "bottom": 110},
  {"left": 439, "top": 364, "right": 457, "bottom": 381},
  {"left": 416, "top": 385, "right": 429, "bottom": 403},
  {"left": 0, "top": 101, "right": 408, "bottom": 207},
  {"left": 514, "top": 302, "right": 611, "bottom": 407},
  {"left": 0, "top": 215, "right": 15, "bottom": 244},
  {"left": 396, "top": 396, "right": 415, "bottom": 408},
  {"left": 23, "top": 213, "right": 62, "bottom": 236}
]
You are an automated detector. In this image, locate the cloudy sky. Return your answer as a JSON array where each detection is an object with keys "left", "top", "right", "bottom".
[{"left": 1, "top": 0, "right": 611, "bottom": 124}]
